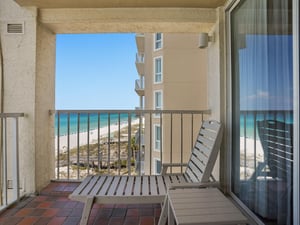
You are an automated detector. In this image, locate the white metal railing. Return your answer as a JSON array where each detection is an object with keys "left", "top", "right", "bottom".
[
  {"left": 136, "top": 53, "right": 145, "bottom": 63},
  {"left": 54, "top": 109, "right": 211, "bottom": 180},
  {"left": 135, "top": 78, "right": 144, "bottom": 90},
  {"left": 0, "top": 113, "right": 24, "bottom": 211}
]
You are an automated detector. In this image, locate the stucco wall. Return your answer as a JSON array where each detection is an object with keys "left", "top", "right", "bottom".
[
  {"left": 35, "top": 23, "right": 56, "bottom": 191},
  {"left": 0, "top": 0, "right": 56, "bottom": 193},
  {"left": 0, "top": 0, "right": 37, "bottom": 194}
]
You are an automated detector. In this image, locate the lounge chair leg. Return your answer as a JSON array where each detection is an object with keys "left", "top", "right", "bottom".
[
  {"left": 80, "top": 196, "right": 95, "bottom": 225},
  {"left": 158, "top": 195, "right": 168, "bottom": 225}
]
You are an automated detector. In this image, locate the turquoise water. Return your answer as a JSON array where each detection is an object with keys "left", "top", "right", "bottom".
[
  {"left": 55, "top": 113, "right": 136, "bottom": 136},
  {"left": 239, "top": 110, "right": 293, "bottom": 138}
]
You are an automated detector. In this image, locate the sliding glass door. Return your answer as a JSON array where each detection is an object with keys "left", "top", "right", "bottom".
[{"left": 229, "top": 0, "right": 293, "bottom": 224}]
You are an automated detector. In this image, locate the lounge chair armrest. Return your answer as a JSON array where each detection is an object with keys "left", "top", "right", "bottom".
[
  {"left": 161, "top": 163, "right": 188, "bottom": 175},
  {"left": 168, "top": 181, "right": 220, "bottom": 190}
]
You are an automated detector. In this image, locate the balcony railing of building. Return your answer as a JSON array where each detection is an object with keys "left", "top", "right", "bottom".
[
  {"left": 135, "top": 53, "right": 145, "bottom": 64},
  {"left": 135, "top": 78, "right": 144, "bottom": 96},
  {"left": 54, "top": 109, "right": 211, "bottom": 181},
  {"left": 135, "top": 33, "right": 145, "bottom": 52},
  {"left": 135, "top": 53, "right": 145, "bottom": 75},
  {"left": 0, "top": 113, "right": 24, "bottom": 211}
]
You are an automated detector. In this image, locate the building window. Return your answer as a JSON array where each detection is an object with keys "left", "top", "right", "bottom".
[
  {"left": 154, "top": 33, "right": 163, "bottom": 50},
  {"left": 154, "top": 91, "right": 162, "bottom": 110},
  {"left": 154, "top": 158, "right": 162, "bottom": 175},
  {"left": 229, "top": 0, "right": 293, "bottom": 224},
  {"left": 154, "top": 57, "right": 162, "bottom": 83},
  {"left": 154, "top": 124, "right": 161, "bottom": 151}
]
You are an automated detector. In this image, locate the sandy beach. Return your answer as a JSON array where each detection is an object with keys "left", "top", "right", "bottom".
[
  {"left": 239, "top": 136, "right": 264, "bottom": 179},
  {"left": 55, "top": 119, "right": 139, "bottom": 151}
]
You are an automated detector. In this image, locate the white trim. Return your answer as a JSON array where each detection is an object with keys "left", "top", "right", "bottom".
[
  {"left": 154, "top": 33, "right": 163, "bottom": 51},
  {"left": 153, "top": 90, "right": 163, "bottom": 111},
  {"left": 153, "top": 56, "right": 163, "bottom": 84},
  {"left": 293, "top": 0, "right": 300, "bottom": 222}
]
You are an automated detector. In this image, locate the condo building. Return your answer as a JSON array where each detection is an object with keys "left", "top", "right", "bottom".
[{"left": 134, "top": 33, "right": 209, "bottom": 174}]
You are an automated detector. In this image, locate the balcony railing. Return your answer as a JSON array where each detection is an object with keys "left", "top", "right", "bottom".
[
  {"left": 0, "top": 113, "right": 24, "bottom": 210},
  {"left": 135, "top": 53, "right": 145, "bottom": 75},
  {"left": 135, "top": 33, "right": 145, "bottom": 52},
  {"left": 54, "top": 109, "right": 211, "bottom": 180},
  {"left": 135, "top": 78, "right": 144, "bottom": 96}
]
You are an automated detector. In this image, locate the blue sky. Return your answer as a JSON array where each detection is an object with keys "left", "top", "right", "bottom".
[
  {"left": 239, "top": 35, "right": 293, "bottom": 110},
  {"left": 55, "top": 33, "right": 139, "bottom": 109}
]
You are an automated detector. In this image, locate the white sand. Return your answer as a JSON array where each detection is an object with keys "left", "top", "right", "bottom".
[
  {"left": 239, "top": 136, "right": 265, "bottom": 179},
  {"left": 55, "top": 119, "right": 139, "bottom": 151}
]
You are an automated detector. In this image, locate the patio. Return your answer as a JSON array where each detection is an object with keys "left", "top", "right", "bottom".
[{"left": 0, "top": 182, "right": 161, "bottom": 225}]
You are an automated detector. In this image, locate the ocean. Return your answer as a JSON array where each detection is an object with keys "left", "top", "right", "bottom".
[
  {"left": 239, "top": 110, "right": 293, "bottom": 138},
  {"left": 55, "top": 110, "right": 293, "bottom": 138},
  {"left": 55, "top": 112, "right": 136, "bottom": 136}
]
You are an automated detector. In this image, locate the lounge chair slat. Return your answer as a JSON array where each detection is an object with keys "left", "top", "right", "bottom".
[
  {"left": 177, "top": 175, "right": 186, "bottom": 183},
  {"left": 90, "top": 176, "right": 106, "bottom": 196},
  {"left": 163, "top": 175, "right": 172, "bottom": 189},
  {"left": 124, "top": 176, "right": 134, "bottom": 196},
  {"left": 198, "top": 136, "right": 213, "bottom": 148},
  {"left": 195, "top": 142, "right": 210, "bottom": 154},
  {"left": 142, "top": 176, "right": 150, "bottom": 196},
  {"left": 185, "top": 167, "right": 200, "bottom": 183},
  {"left": 72, "top": 176, "right": 93, "bottom": 196},
  {"left": 133, "top": 176, "right": 141, "bottom": 196},
  {"left": 202, "top": 120, "right": 221, "bottom": 131},
  {"left": 157, "top": 176, "right": 166, "bottom": 195},
  {"left": 99, "top": 176, "right": 113, "bottom": 195},
  {"left": 190, "top": 155, "right": 206, "bottom": 174},
  {"left": 107, "top": 176, "right": 121, "bottom": 196},
  {"left": 150, "top": 176, "right": 158, "bottom": 195},
  {"left": 115, "top": 176, "right": 127, "bottom": 196},
  {"left": 170, "top": 175, "right": 180, "bottom": 185},
  {"left": 81, "top": 176, "right": 100, "bottom": 195},
  {"left": 200, "top": 128, "right": 217, "bottom": 139}
]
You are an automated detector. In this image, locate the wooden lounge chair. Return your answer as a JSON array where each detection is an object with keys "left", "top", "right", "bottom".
[{"left": 69, "top": 120, "right": 223, "bottom": 225}]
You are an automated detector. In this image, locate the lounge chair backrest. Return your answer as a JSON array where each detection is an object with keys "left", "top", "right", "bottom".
[
  {"left": 184, "top": 120, "right": 223, "bottom": 183},
  {"left": 257, "top": 120, "right": 293, "bottom": 180}
]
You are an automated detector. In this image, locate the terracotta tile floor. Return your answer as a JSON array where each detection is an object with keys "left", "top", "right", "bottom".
[{"left": 0, "top": 182, "right": 161, "bottom": 225}]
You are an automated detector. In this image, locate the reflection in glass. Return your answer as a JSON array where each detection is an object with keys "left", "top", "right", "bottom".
[{"left": 231, "top": 1, "right": 293, "bottom": 224}]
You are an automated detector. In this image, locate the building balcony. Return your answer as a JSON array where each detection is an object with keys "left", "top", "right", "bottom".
[
  {"left": 0, "top": 109, "right": 294, "bottom": 224},
  {"left": 135, "top": 53, "right": 145, "bottom": 75},
  {"left": 0, "top": 110, "right": 211, "bottom": 224},
  {"left": 135, "top": 33, "right": 145, "bottom": 53},
  {"left": 135, "top": 78, "right": 145, "bottom": 96}
]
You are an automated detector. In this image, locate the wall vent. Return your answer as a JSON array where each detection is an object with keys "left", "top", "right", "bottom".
[{"left": 6, "top": 23, "right": 24, "bottom": 34}]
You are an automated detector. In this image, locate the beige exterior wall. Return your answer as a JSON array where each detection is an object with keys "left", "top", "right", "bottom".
[{"left": 140, "top": 33, "right": 210, "bottom": 174}]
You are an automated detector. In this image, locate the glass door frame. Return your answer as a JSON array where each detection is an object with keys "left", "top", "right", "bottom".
[
  {"left": 292, "top": 0, "right": 299, "bottom": 223},
  {"left": 224, "top": 0, "right": 300, "bottom": 223}
]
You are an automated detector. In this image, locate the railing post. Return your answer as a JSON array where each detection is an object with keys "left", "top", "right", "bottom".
[
  {"left": 128, "top": 114, "right": 132, "bottom": 176},
  {"left": 3, "top": 117, "right": 7, "bottom": 205},
  {"left": 57, "top": 112, "right": 60, "bottom": 180}
]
